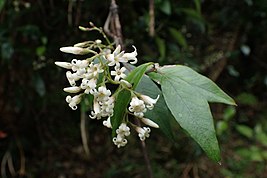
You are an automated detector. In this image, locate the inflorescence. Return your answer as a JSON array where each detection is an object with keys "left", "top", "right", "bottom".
[{"left": 55, "top": 37, "right": 159, "bottom": 148}]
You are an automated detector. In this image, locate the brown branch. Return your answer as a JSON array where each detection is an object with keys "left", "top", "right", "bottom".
[
  {"left": 208, "top": 28, "right": 240, "bottom": 81},
  {"left": 104, "top": 0, "right": 124, "bottom": 47},
  {"left": 135, "top": 119, "right": 153, "bottom": 178},
  {"left": 149, "top": 0, "right": 155, "bottom": 37}
]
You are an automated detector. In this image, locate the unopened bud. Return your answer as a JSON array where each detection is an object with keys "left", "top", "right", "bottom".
[
  {"left": 55, "top": 62, "right": 72, "bottom": 69},
  {"left": 140, "top": 118, "right": 159, "bottom": 128},
  {"left": 63, "top": 86, "right": 81, "bottom": 93},
  {"left": 60, "top": 46, "right": 91, "bottom": 55}
]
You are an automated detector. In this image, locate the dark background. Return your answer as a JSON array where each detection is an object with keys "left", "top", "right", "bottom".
[{"left": 0, "top": 0, "right": 267, "bottom": 177}]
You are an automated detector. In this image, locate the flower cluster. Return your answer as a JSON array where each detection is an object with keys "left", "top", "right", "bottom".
[{"left": 55, "top": 37, "right": 160, "bottom": 148}]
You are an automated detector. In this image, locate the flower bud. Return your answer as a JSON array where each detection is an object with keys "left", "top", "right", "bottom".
[
  {"left": 60, "top": 46, "right": 92, "bottom": 55},
  {"left": 63, "top": 86, "right": 81, "bottom": 93},
  {"left": 140, "top": 118, "right": 159, "bottom": 128},
  {"left": 140, "top": 94, "right": 159, "bottom": 110},
  {"left": 55, "top": 62, "right": 72, "bottom": 69}
]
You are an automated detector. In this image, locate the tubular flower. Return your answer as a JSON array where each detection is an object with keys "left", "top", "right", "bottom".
[
  {"left": 113, "top": 134, "right": 128, "bottom": 148},
  {"left": 103, "top": 117, "right": 112, "bottom": 128},
  {"left": 66, "top": 71, "right": 80, "bottom": 86},
  {"left": 106, "top": 45, "right": 124, "bottom": 67},
  {"left": 111, "top": 66, "right": 127, "bottom": 82},
  {"left": 95, "top": 86, "right": 111, "bottom": 102},
  {"left": 135, "top": 126, "right": 151, "bottom": 141},
  {"left": 86, "top": 62, "right": 104, "bottom": 78},
  {"left": 139, "top": 94, "right": 160, "bottom": 110},
  {"left": 116, "top": 123, "right": 130, "bottom": 137},
  {"left": 80, "top": 78, "right": 97, "bottom": 94},
  {"left": 129, "top": 96, "right": 147, "bottom": 118},
  {"left": 121, "top": 45, "right": 138, "bottom": 64},
  {"left": 90, "top": 98, "right": 102, "bottom": 119},
  {"left": 65, "top": 94, "right": 83, "bottom": 110}
]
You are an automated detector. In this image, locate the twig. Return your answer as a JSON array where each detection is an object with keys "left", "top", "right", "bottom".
[
  {"left": 149, "top": 0, "right": 155, "bottom": 37},
  {"left": 75, "top": 0, "right": 82, "bottom": 26},
  {"left": 1, "top": 151, "right": 9, "bottom": 178},
  {"left": 17, "top": 140, "right": 26, "bottom": 176},
  {"left": 68, "top": 0, "right": 73, "bottom": 26},
  {"left": 80, "top": 107, "right": 90, "bottom": 158},
  {"left": 136, "top": 119, "right": 153, "bottom": 178},
  {"left": 7, "top": 153, "right": 16, "bottom": 177},
  {"left": 209, "top": 28, "right": 240, "bottom": 81},
  {"left": 104, "top": 0, "right": 123, "bottom": 47}
]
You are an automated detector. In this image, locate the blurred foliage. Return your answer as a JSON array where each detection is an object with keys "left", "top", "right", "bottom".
[{"left": 0, "top": 0, "right": 267, "bottom": 177}]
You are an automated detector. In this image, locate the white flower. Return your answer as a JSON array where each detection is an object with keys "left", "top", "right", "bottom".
[
  {"left": 63, "top": 86, "right": 81, "bottom": 93},
  {"left": 66, "top": 71, "right": 80, "bottom": 86},
  {"left": 80, "top": 78, "right": 97, "bottom": 94},
  {"left": 103, "top": 117, "right": 112, "bottom": 128},
  {"left": 140, "top": 118, "right": 159, "bottom": 128},
  {"left": 100, "top": 96, "right": 115, "bottom": 117},
  {"left": 135, "top": 127, "right": 151, "bottom": 141},
  {"left": 95, "top": 86, "right": 111, "bottom": 102},
  {"left": 116, "top": 123, "right": 130, "bottom": 137},
  {"left": 60, "top": 46, "right": 91, "bottom": 55},
  {"left": 65, "top": 94, "right": 83, "bottom": 110},
  {"left": 129, "top": 96, "right": 147, "bottom": 118},
  {"left": 90, "top": 98, "right": 102, "bottom": 119},
  {"left": 55, "top": 61, "right": 72, "bottom": 69},
  {"left": 140, "top": 94, "right": 160, "bottom": 110},
  {"left": 113, "top": 134, "right": 128, "bottom": 148},
  {"left": 111, "top": 66, "right": 127, "bottom": 81},
  {"left": 71, "top": 59, "right": 88, "bottom": 76},
  {"left": 86, "top": 62, "right": 104, "bottom": 78},
  {"left": 105, "top": 45, "right": 125, "bottom": 67},
  {"left": 121, "top": 45, "right": 138, "bottom": 64}
]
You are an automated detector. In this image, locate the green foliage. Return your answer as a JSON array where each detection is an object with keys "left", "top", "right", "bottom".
[
  {"left": 149, "top": 65, "right": 235, "bottom": 161},
  {"left": 111, "top": 63, "right": 151, "bottom": 134}
]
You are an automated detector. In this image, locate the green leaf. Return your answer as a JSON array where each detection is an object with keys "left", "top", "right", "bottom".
[
  {"left": 236, "top": 92, "right": 258, "bottom": 105},
  {"left": 169, "top": 28, "right": 188, "bottom": 48},
  {"left": 223, "top": 106, "right": 236, "bottom": 121},
  {"left": 136, "top": 75, "right": 175, "bottom": 141},
  {"left": 155, "top": 37, "right": 166, "bottom": 61},
  {"left": 236, "top": 125, "right": 253, "bottom": 139},
  {"left": 111, "top": 63, "right": 152, "bottom": 134},
  {"left": 193, "top": 0, "right": 201, "bottom": 13},
  {"left": 151, "top": 65, "right": 236, "bottom": 105},
  {"left": 36, "top": 46, "right": 46, "bottom": 56},
  {"left": 159, "top": 0, "right": 171, "bottom": 15},
  {"left": 0, "top": 0, "right": 5, "bottom": 12},
  {"left": 149, "top": 65, "right": 235, "bottom": 161}
]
